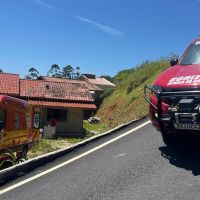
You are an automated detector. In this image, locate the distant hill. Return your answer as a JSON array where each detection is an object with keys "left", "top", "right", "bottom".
[{"left": 96, "top": 58, "right": 170, "bottom": 128}]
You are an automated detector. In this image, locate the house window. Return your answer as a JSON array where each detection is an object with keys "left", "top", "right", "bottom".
[{"left": 47, "top": 109, "right": 67, "bottom": 122}]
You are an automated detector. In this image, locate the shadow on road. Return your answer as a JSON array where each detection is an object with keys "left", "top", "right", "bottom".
[{"left": 159, "top": 136, "right": 200, "bottom": 176}]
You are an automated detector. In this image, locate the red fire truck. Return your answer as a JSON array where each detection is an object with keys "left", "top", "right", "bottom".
[{"left": 145, "top": 36, "right": 200, "bottom": 145}]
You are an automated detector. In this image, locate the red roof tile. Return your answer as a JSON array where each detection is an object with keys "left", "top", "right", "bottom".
[
  {"left": 0, "top": 73, "right": 19, "bottom": 95},
  {"left": 29, "top": 100, "right": 96, "bottom": 109},
  {"left": 20, "top": 80, "right": 94, "bottom": 102},
  {"left": 38, "top": 76, "right": 86, "bottom": 84}
]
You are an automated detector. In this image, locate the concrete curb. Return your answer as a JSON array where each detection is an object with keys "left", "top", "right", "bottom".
[{"left": 0, "top": 116, "right": 147, "bottom": 184}]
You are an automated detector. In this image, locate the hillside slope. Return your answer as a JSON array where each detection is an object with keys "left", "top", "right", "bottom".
[{"left": 96, "top": 58, "right": 169, "bottom": 128}]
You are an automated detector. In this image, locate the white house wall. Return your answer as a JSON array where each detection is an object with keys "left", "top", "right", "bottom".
[{"left": 41, "top": 107, "right": 84, "bottom": 137}]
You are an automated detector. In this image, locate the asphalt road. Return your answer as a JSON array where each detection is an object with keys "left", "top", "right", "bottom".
[{"left": 1, "top": 119, "right": 200, "bottom": 200}]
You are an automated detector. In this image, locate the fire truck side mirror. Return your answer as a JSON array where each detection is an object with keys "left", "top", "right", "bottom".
[{"left": 170, "top": 58, "right": 179, "bottom": 66}]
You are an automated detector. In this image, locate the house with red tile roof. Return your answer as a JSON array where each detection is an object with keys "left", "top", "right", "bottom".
[{"left": 0, "top": 73, "right": 96, "bottom": 137}]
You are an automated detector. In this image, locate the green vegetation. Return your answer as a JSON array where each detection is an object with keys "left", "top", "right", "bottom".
[
  {"left": 0, "top": 150, "right": 19, "bottom": 170},
  {"left": 83, "top": 120, "right": 108, "bottom": 134},
  {"left": 25, "top": 64, "right": 81, "bottom": 80},
  {"left": 25, "top": 67, "right": 40, "bottom": 80},
  {"left": 28, "top": 130, "right": 95, "bottom": 159},
  {"left": 28, "top": 139, "right": 65, "bottom": 158},
  {"left": 28, "top": 138, "right": 86, "bottom": 158},
  {"left": 28, "top": 137, "right": 94, "bottom": 159},
  {"left": 96, "top": 58, "right": 170, "bottom": 127}
]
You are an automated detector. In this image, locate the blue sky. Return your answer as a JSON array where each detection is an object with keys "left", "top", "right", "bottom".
[{"left": 0, "top": 0, "right": 199, "bottom": 78}]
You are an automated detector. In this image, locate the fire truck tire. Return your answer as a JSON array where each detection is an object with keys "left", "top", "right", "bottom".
[{"left": 21, "top": 145, "right": 28, "bottom": 159}]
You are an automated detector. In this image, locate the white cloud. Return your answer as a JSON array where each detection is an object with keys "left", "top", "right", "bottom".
[
  {"left": 33, "top": 0, "right": 56, "bottom": 10},
  {"left": 73, "top": 15, "right": 125, "bottom": 37}
]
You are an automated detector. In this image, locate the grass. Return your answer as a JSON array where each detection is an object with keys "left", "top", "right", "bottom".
[
  {"left": 27, "top": 125, "right": 104, "bottom": 159},
  {"left": 28, "top": 121, "right": 109, "bottom": 159},
  {"left": 28, "top": 137, "right": 88, "bottom": 159},
  {"left": 95, "top": 58, "right": 170, "bottom": 127},
  {"left": 83, "top": 120, "right": 108, "bottom": 134},
  {"left": 28, "top": 139, "right": 69, "bottom": 158}
]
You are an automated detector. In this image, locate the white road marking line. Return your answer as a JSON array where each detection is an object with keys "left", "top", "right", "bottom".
[{"left": 0, "top": 120, "right": 150, "bottom": 195}]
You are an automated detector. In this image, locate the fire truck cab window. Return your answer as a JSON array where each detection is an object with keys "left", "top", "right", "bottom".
[{"left": 180, "top": 43, "right": 200, "bottom": 65}]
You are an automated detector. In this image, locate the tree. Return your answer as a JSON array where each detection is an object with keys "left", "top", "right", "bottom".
[
  {"left": 62, "top": 65, "right": 73, "bottom": 79},
  {"left": 25, "top": 67, "right": 39, "bottom": 80},
  {"left": 62, "top": 65, "right": 81, "bottom": 79},
  {"left": 74, "top": 66, "right": 81, "bottom": 79},
  {"left": 0, "top": 69, "right": 3, "bottom": 73},
  {"left": 48, "top": 64, "right": 62, "bottom": 78}
]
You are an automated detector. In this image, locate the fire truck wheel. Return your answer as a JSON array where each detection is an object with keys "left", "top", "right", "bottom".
[{"left": 21, "top": 145, "right": 28, "bottom": 159}]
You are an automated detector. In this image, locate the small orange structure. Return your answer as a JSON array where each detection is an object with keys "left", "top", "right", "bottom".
[{"left": 0, "top": 95, "right": 40, "bottom": 166}]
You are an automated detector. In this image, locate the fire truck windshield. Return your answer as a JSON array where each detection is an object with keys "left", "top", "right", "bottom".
[{"left": 180, "top": 42, "right": 200, "bottom": 66}]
